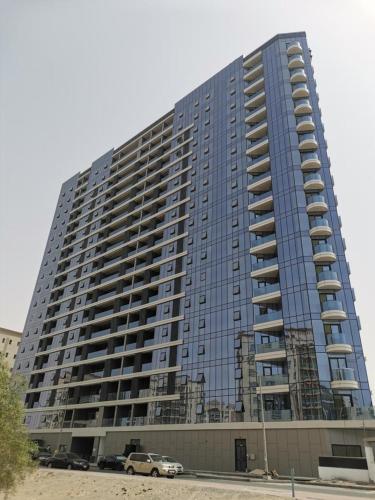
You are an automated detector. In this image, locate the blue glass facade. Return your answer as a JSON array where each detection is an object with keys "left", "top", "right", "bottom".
[{"left": 15, "top": 32, "right": 371, "bottom": 433}]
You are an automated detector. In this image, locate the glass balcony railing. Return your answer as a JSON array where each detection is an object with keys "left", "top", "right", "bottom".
[
  {"left": 310, "top": 218, "right": 329, "bottom": 229},
  {"left": 318, "top": 271, "right": 339, "bottom": 282},
  {"left": 254, "top": 310, "right": 282, "bottom": 324},
  {"left": 249, "top": 171, "right": 271, "bottom": 184},
  {"left": 79, "top": 394, "right": 100, "bottom": 404},
  {"left": 292, "top": 82, "right": 308, "bottom": 93},
  {"left": 322, "top": 300, "right": 344, "bottom": 313},
  {"left": 253, "top": 283, "right": 280, "bottom": 297},
  {"left": 332, "top": 367, "right": 355, "bottom": 381},
  {"left": 314, "top": 243, "right": 334, "bottom": 255},
  {"left": 301, "top": 151, "right": 319, "bottom": 163},
  {"left": 244, "top": 74, "right": 264, "bottom": 88},
  {"left": 307, "top": 194, "right": 325, "bottom": 205},
  {"left": 249, "top": 190, "right": 273, "bottom": 205},
  {"left": 326, "top": 333, "right": 348, "bottom": 345},
  {"left": 262, "top": 409, "right": 292, "bottom": 421},
  {"left": 290, "top": 68, "right": 306, "bottom": 78},
  {"left": 251, "top": 233, "right": 276, "bottom": 247},
  {"left": 288, "top": 54, "right": 304, "bottom": 66},
  {"left": 250, "top": 211, "right": 274, "bottom": 225},
  {"left": 249, "top": 152, "right": 269, "bottom": 165},
  {"left": 329, "top": 407, "right": 375, "bottom": 421},
  {"left": 294, "top": 98, "right": 311, "bottom": 109},
  {"left": 87, "top": 349, "right": 107, "bottom": 360},
  {"left": 252, "top": 256, "right": 278, "bottom": 271},
  {"left": 246, "top": 87, "right": 265, "bottom": 101},
  {"left": 299, "top": 132, "right": 316, "bottom": 143},
  {"left": 258, "top": 373, "right": 288, "bottom": 386},
  {"left": 296, "top": 115, "right": 313, "bottom": 125},
  {"left": 248, "top": 118, "right": 267, "bottom": 130},
  {"left": 118, "top": 390, "right": 131, "bottom": 400},
  {"left": 304, "top": 173, "right": 322, "bottom": 183},
  {"left": 256, "top": 340, "right": 285, "bottom": 354}
]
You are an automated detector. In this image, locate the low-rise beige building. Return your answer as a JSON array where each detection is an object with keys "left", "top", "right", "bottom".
[{"left": 1, "top": 326, "right": 21, "bottom": 370}]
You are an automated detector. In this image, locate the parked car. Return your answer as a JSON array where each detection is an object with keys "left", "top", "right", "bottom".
[
  {"left": 38, "top": 451, "right": 52, "bottom": 466},
  {"left": 125, "top": 453, "right": 176, "bottom": 478},
  {"left": 162, "top": 456, "right": 184, "bottom": 474},
  {"left": 46, "top": 452, "right": 90, "bottom": 471},
  {"left": 98, "top": 455, "right": 126, "bottom": 471}
]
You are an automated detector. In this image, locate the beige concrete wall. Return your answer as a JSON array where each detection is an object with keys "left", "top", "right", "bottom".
[{"left": 0, "top": 326, "right": 21, "bottom": 370}]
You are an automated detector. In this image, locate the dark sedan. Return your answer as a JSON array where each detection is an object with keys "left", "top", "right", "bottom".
[
  {"left": 46, "top": 452, "right": 89, "bottom": 471},
  {"left": 38, "top": 452, "right": 52, "bottom": 466},
  {"left": 98, "top": 455, "right": 126, "bottom": 471}
]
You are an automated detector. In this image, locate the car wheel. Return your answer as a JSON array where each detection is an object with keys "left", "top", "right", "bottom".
[
  {"left": 67, "top": 464, "right": 72, "bottom": 470},
  {"left": 167, "top": 476, "right": 175, "bottom": 479},
  {"left": 98, "top": 463, "right": 104, "bottom": 470},
  {"left": 151, "top": 468, "right": 160, "bottom": 478},
  {"left": 47, "top": 463, "right": 53, "bottom": 468},
  {"left": 126, "top": 466, "right": 135, "bottom": 475},
  {"left": 116, "top": 464, "right": 123, "bottom": 471}
]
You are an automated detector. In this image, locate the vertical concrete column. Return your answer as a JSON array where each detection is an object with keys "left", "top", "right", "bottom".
[{"left": 365, "top": 443, "right": 375, "bottom": 483}]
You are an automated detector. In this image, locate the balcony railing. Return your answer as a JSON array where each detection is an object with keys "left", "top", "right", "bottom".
[
  {"left": 307, "top": 194, "right": 325, "bottom": 205},
  {"left": 256, "top": 340, "right": 285, "bottom": 354},
  {"left": 332, "top": 367, "right": 355, "bottom": 381},
  {"left": 326, "top": 333, "right": 348, "bottom": 345},
  {"left": 314, "top": 243, "right": 334, "bottom": 255},
  {"left": 258, "top": 373, "right": 288, "bottom": 386},
  {"left": 322, "top": 300, "right": 345, "bottom": 313},
  {"left": 250, "top": 211, "right": 274, "bottom": 225},
  {"left": 253, "top": 283, "right": 280, "bottom": 297},
  {"left": 252, "top": 256, "right": 278, "bottom": 271},
  {"left": 310, "top": 218, "right": 329, "bottom": 229},
  {"left": 251, "top": 233, "right": 276, "bottom": 247},
  {"left": 262, "top": 409, "right": 292, "bottom": 421},
  {"left": 254, "top": 310, "right": 282, "bottom": 324},
  {"left": 318, "top": 270, "right": 339, "bottom": 282}
]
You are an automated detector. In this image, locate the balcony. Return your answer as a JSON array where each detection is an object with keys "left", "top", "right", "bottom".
[
  {"left": 246, "top": 137, "right": 269, "bottom": 158},
  {"left": 243, "top": 51, "right": 262, "bottom": 70},
  {"left": 252, "top": 283, "right": 281, "bottom": 304},
  {"left": 294, "top": 99, "right": 312, "bottom": 115},
  {"left": 301, "top": 152, "right": 321, "bottom": 171},
  {"left": 245, "top": 105, "right": 267, "bottom": 122},
  {"left": 296, "top": 115, "right": 315, "bottom": 133},
  {"left": 304, "top": 173, "right": 324, "bottom": 191},
  {"left": 245, "top": 90, "right": 266, "bottom": 109},
  {"left": 247, "top": 171, "right": 272, "bottom": 193},
  {"left": 79, "top": 394, "right": 100, "bottom": 404},
  {"left": 326, "top": 333, "right": 353, "bottom": 355},
  {"left": 299, "top": 133, "right": 318, "bottom": 151},
  {"left": 255, "top": 341, "right": 286, "bottom": 362},
  {"left": 292, "top": 83, "right": 309, "bottom": 99},
  {"left": 250, "top": 233, "right": 277, "bottom": 255},
  {"left": 246, "top": 119, "right": 268, "bottom": 140},
  {"left": 331, "top": 368, "right": 359, "bottom": 390},
  {"left": 249, "top": 211, "right": 275, "bottom": 232},
  {"left": 290, "top": 68, "right": 307, "bottom": 83},
  {"left": 309, "top": 218, "right": 332, "bottom": 237},
  {"left": 244, "top": 76, "right": 264, "bottom": 95},
  {"left": 287, "top": 42, "right": 303, "bottom": 56},
  {"left": 317, "top": 271, "right": 341, "bottom": 291},
  {"left": 313, "top": 243, "right": 336, "bottom": 263},
  {"left": 253, "top": 310, "right": 283, "bottom": 331},
  {"left": 251, "top": 257, "right": 279, "bottom": 278},
  {"left": 247, "top": 153, "right": 270, "bottom": 175},
  {"left": 257, "top": 374, "right": 289, "bottom": 394},
  {"left": 288, "top": 54, "right": 304, "bottom": 69},
  {"left": 243, "top": 62, "right": 263, "bottom": 82},
  {"left": 248, "top": 191, "right": 273, "bottom": 211},
  {"left": 306, "top": 195, "right": 328, "bottom": 214},
  {"left": 321, "top": 300, "right": 347, "bottom": 321},
  {"left": 72, "top": 419, "right": 98, "bottom": 428},
  {"left": 263, "top": 409, "right": 292, "bottom": 421}
]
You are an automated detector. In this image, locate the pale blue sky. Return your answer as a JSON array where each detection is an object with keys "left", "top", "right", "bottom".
[{"left": 1, "top": 0, "right": 374, "bottom": 392}]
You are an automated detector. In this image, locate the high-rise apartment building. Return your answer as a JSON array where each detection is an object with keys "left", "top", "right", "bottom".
[
  {"left": 1, "top": 326, "right": 21, "bottom": 371},
  {"left": 15, "top": 32, "right": 373, "bottom": 475}
]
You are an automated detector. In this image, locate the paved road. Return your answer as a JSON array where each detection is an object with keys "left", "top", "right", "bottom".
[{"left": 87, "top": 467, "right": 375, "bottom": 499}]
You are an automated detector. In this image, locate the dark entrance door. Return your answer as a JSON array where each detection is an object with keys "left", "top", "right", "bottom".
[
  {"left": 70, "top": 437, "right": 94, "bottom": 462},
  {"left": 235, "top": 439, "right": 247, "bottom": 472}
]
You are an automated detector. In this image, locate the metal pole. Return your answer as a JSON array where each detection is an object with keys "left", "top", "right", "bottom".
[
  {"left": 291, "top": 467, "right": 295, "bottom": 498},
  {"left": 258, "top": 375, "right": 270, "bottom": 478}
]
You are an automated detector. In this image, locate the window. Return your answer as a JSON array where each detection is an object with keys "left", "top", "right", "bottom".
[
  {"left": 235, "top": 368, "right": 242, "bottom": 379},
  {"left": 199, "top": 319, "right": 205, "bottom": 329},
  {"left": 331, "top": 444, "right": 362, "bottom": 457},
  {"left": 196, "top": 373, "right": 204, "bottom": 383},
  {"left": 162, "top": 327, "right": 168, "bottom": 337},
  {"left": 234, "top": 311, "right": 241, "bottom": 321},
  {"left": 233, "top": 261, "right": 240, "bottom": 271},
  {"left": 196, "top": 404, "right": 204, "bottom": 415},
  {"left": 182, "top": 348, "right": 189, "bottom": 358},
  {"left": 232, "top": 239, "right": 239, "bottom": 248},
  {"left": 199, "top": 295, "right": 206, "bottom": 304},
  {"left": 233, "top": 285, "right": 240, "bottom": 295},
  {"left": 160, "top": 352, "right": 166, "bottom": 362},
  {"left": 155, "top": 407, "right": 162, "bottom": 417},
  {"left": 198, "top": 345, "right": 205, "bottom": 355},
  {"left": 235, "top": 401, "right": 244, "bottom": 412}
]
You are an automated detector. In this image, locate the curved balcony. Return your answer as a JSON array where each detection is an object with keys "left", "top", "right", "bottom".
[
  {"left": 246, "top": 119, "right": 268, "bottom": 140},
  {"left": 287, "top": 42, "right": 303, "bottom": 56},
  {"left": 257, "top": 373, "right": 289, "bottom": 394},
  {"left": 247, "top": 153, "right": 270, "bottom": 175},
  {"left": 255, "top": 341, "right": 286, "bottom": 361},
  {"left": 246, "top": 137, "right": 269, "bottom": 158},
  {"left": 299, "top": 133, "right": 318, "bottom": 151},
  {"left": 313, "top": 243, "right": 336, "bottom": 263},
  {"left": 296, "top": 115, "right": 315, "bottom": 133},
  {"left": 288, "top": 54, "right": 304, "bottom": 69},
  {"left": 250, "top": 233, "right": 277, "bottom": 255},
  {"left": 251, "top": 257, "right": 279, "bottom": 278},
  {"left": 243, "top": 51, "right": 262, "bottom": 69},
  {"left": 244, "top": 76, "right": 265, "bottom": 95},
  {"left": 331, "top": 368, "right": 359, "bottom": 390},
  {"left": 321, "top": 300, "right": 347, "bottom": 321},
  {"left": 306, "top": 194, "right": 328, "bottom": 214},
  {"left": 304, "top": 173, "right": 324, "bottom": 191},
  {"left": 244, "top": 63, "right": 263, "bottom": 82},
  {"left": 326, "top": 333, "right": 353, "bottom": 355},
  {"left": 294, "top": 99, "right": 312, "bottom": 115},
  {"left": 248, "top": 191, "right": 273, "bottom": 211},
  {"left": 249, "top": 211, "right": 275, "bottom": 232},
  {"left": 290, "top": 68, "right": 307, "bottom": 84},
  {"left": 252, "top": 283, "right": 281, "bottom": 304},
  {"left": 248, "top": 171, "right": 272, "bottom": 193},
  {"left": 254, "top": 310, "right": 283, "bottom": 332},
  {"left": 245, "top": 90, "right": 266, "bottom": 110},
  {"left": 245, "top": 104, "right": 267, "bottom": 121},
  {"left": 309, "top": 218, "right": 332, "bottom": 237},
  {"left": 317, "top": 270, "right": 341, "bottom": 291},
  {"left": 301, "top": 152, "right": 321, "bottom": 171},
  {"left": 292, "top": 83, "right": 309, "bottom": 99}
]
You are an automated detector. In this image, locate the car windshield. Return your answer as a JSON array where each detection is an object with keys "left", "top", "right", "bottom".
[
  {"left": 149, "top": 454, "right": 163, "bottom": 462},
  {"left": 115, "top": 455, "right": 126, "bottom": 460},
  {"left": 66, "top": 453, "right": 80, "bottom": 459},
  {"left": 162, "top": 456, "right": 176, "bottom": 463}
]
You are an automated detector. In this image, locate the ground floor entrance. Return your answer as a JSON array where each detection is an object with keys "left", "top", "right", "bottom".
[{"left": 71, "top": 437, "right": 94, "bottom": 462}]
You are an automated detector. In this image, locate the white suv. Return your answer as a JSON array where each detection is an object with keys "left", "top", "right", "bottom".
[{"left": 125, "top": 452, "right": 177, "bottom": 478}]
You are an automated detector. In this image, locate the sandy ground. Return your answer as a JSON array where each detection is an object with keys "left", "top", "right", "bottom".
[{"left": 6, "top": 468, "right": 290, "bottom": 500}]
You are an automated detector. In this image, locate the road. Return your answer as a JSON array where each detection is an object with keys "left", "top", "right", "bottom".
[{"left": 88, "top": 467, "right": 375, "bottom": 499}]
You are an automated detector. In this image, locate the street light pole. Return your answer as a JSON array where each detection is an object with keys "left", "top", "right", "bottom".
[{"left": 258, "top": 375, "right": 270, "bottom": 478}]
